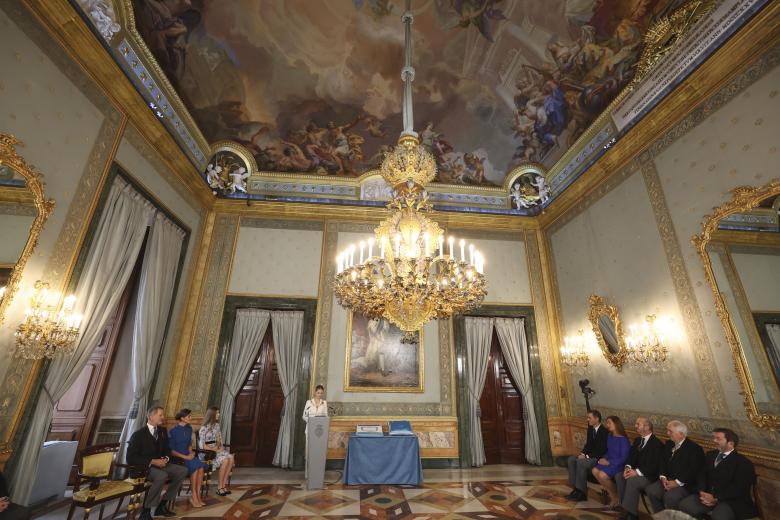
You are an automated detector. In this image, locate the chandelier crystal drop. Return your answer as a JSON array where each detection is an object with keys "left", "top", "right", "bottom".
[
  {"left": 333, "top": 0, "right": 487, "bottom": 340},
  {"left": 14, "top": 281, "right": 83, "bottom": 360}
]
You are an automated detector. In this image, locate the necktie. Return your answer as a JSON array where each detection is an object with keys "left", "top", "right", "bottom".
[
  {"left": 640, "top": 437, "right": 646, "bottom": 450},
  {"left": 153, "top": 428, "right": 159, "bottom": 441},
  {"left": 715, "top": 452, "right": 725, "bottom": 467}
]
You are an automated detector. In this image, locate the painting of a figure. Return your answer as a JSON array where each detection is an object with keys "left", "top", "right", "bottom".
[
  {"left": 345, "top": 313, "right": 423, "bottom": 392},
  {"left": 132, "top": 0, "right": 685, "bottom": 184}
]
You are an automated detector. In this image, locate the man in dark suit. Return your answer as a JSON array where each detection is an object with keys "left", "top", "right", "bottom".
[
  {"left": 678, "top": 428, "right": 758, "bottom": 520},
  {"left": 0, "top": 470, "right": 31, "bottom": 520},
  {"left": 616, "top": 416, "right": 663, "bottom": 520},
  {"left": 566, "top": 409, "right": 608, "bottom": 501},
  {"left": 645, "top": 420, "right": 705, "bottom": 513},
  {"left": 127, "top": 405, "right": 187, "bottom": 519}
]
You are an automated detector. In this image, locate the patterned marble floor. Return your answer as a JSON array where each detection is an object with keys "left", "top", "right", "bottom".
[{"left": 35, "top": 466, "right": 653, "bottom": 519}]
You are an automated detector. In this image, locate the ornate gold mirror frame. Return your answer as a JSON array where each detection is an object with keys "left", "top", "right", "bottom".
[
  {"left": 0, "top": 134, "right": 55, "bottom": 325},
  {"left": 693, "top": 180, "right": 780, "bottom": 430},
  {"left": 588, "top": 295, "right": 628, "bottom": 371}
]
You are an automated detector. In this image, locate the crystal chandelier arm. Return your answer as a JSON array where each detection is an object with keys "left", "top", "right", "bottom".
[{"left": 401, "top": 0, "right": 417, "bottom": 138}]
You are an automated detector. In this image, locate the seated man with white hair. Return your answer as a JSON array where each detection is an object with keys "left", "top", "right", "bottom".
[{"left": 645, "top": 420, "right": 705, "bottom": 513}]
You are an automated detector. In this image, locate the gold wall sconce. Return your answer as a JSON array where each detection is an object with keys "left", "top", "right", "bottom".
[{"left": 560, "top": 329, "right": 591, "bottom": 372}]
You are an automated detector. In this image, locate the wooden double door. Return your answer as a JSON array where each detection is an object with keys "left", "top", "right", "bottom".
[
  {"left": 231, "top": 325, "right": 285, "bottom": 467},
  {"left": 479, "top": 329, "right": 525, "bottom": 465}
]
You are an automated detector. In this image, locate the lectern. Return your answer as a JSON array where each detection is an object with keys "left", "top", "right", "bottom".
[{"left": 306, "top": 415, "right": 330, "bottom": 490}]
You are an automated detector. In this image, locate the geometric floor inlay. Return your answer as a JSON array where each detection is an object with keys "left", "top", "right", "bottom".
[{"left": 33, "top": 467, "right": 653, "bottom": 519}]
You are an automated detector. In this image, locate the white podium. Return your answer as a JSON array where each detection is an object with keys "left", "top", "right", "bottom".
[{"left": 306, "top": 415, "right": 330, "bottom": 490}]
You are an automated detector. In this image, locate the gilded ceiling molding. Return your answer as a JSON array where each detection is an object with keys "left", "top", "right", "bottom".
[
  {"left": 238, "top": 217, "right": 324, "bottom": 232},
  {"left": 640, "top": 159, "right": 728, "bottom": 418},
  {"left": 540, "top": 8, "right": 780, "bottom": 228},
  {"left": 113, "top": 0, "right": 210, "bottom": 159},
  {"left": 180, "top": 214, "right": 239, "bottom": 412},
  {"left": 523, "top": 230, "right": 561, "bottom": 418}
]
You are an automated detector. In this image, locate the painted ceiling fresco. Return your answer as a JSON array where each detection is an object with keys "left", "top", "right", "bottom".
[{"left": 132, "top": 0, "right": 686, "bottom": 186}]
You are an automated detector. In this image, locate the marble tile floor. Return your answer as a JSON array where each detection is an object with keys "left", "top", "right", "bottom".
[{"left": 34, "top": 465, "right": 653, "bottom": 519}]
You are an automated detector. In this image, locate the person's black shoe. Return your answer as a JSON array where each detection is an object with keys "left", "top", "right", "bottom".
[
  {"left": 574, "top": 490, "right": 588, "bottom": 502},
  {"left": 565, "top": 489, "right": 584, "bottom": 501},
  {"left": 139, "top": 508, "right": 153, "bottom": 520},
  {"left": 564, "top": 489, "right": 578, "bottom": 499},
  {"left": 620, "top": 513, "right": 638, "bottom": 520},
  {"left": 154, "top": 503, "right": 176, "bottom": 517}
]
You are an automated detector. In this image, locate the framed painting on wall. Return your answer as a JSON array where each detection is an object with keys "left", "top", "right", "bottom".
[{"left": 344, "top": 312, "right": 424, "bottom": 393}]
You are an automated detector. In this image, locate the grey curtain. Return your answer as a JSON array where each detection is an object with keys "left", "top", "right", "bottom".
[
  {"left": 271, "top": 310, "right": 304, "bottom": 468},
  {"left": 494, "top": 317, "right": 541, "bottom": 465},
  {"left": 465, "top": 316, "right": 494, "bottom": 467},
  {"left": 220, "top": 309, "right": 271, "bottom": 444},
  {"left": 11, "top": 177, "right": 154, "bottom": 504},
  {"left": 117, "top": 213, "right": 185, "bottom": 467}
]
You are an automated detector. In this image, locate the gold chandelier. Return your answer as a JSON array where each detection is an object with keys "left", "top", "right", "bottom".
[
  {"left": 14, "top": 281, "right": 82, "bottom": 360},
  {"left": 334, "top": 0, "right": 487, "bottom": 340}
]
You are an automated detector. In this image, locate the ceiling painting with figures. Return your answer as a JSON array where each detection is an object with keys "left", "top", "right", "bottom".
[{"left": 131, "top": 0, "right": 686, "bottom": 187}]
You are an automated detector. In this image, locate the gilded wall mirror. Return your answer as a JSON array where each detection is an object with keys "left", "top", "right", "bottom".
[
  {"left": 0, "top": 134, "right": 55, "bottom": 324},
  {"left": 694, "top": 180, "right": 780, "bottom": 430},
  {"left": 588, "top": 295, "right": 628, "bottom": 370}
]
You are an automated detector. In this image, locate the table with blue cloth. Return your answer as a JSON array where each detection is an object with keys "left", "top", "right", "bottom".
[{"left": 343, "top": 434, "right": 423, "bottom": 485}]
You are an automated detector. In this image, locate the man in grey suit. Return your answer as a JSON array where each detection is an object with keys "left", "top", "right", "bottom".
[
  {"left": 616, "top": 416, "right": 663, "bottom": 520},
  {"left": 127, "top": 406, "right": 188, "bottom": 519}
]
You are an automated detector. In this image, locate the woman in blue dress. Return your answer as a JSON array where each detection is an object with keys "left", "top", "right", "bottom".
[
  {"left": 592, "top": 415, "right": 631, "bottom": 510},
  {"left": 169, "top": 408, "right": 208, "bottom": 508}
]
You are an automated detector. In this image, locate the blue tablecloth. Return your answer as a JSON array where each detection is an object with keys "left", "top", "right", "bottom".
[{"left": 343, "top": 434, "right": 423, "bottom": 485}]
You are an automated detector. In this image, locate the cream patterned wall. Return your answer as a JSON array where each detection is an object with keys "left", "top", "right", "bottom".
[
  {"left": 550, "top": 169, "right": 710, "bottom": 416},
  {"left": 549, "top": 49, "right": 780, "bottom": 449},
  {"left": 450, "top": 232, "right": 532, "bottom": 304},
  {"left": 228, "top": 220, "right": 323, "bottom": 298},
  {"left": 652, "top": 64, "right": 779, "bottom": 434}
]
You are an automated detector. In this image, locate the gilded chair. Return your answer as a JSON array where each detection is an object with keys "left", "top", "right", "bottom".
[{"left": 67, "top": 443, "right": 148, "bottom": 520}]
